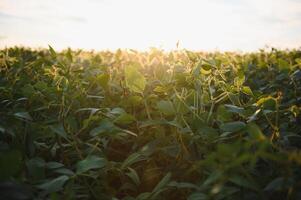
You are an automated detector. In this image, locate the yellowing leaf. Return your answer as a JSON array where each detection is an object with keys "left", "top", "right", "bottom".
[{"left": 242, "top": 86, "right": 253, "bottom": 96}]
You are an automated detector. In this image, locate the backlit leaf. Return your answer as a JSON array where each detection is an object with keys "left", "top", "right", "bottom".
[{"left": 125, "top": 65, "right": 146, "bottom": 94}]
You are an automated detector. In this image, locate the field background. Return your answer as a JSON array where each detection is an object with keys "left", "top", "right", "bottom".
[{"left": 0, "top": 47, "right": 301, "bottom": 200}]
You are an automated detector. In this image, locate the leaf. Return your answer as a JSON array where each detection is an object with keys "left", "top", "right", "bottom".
[
  {"left": 168, "top": 181, "right": 199, "bottom": 189},
  {"left": 264, "top": 177, "right": 294, "bottom": 191},
  {"left": 216, "top": 186, "right": 240, "bottom": 199},
  {"left": 54, "top": 168, "right": 75, "bottom": 176},
  {"left": 66, "top": 48, "right": 73, "bottom": 62},
  {"left": 200, "top": 67, "right": 211, "bottom": 75},
  {"left": 49, "top": 124, "right": 68, "bottom": 139},
  {"left": 139, "top": 119, "right": 182, "bottom": 129},
  {"left": 228, "top": 92, "right": 240, "bottom": 105},
  {"left": 203, "top": 171, "right": 222, "bottom": 186},
  {"left": 188, "top": 193, "right": 207, "bottom": 200},
  {"left": 48, "top": 45, "right": 57, "bottom": 58},
  {"left": 97, "top": 74, "right": 110, "bottom": 88},
  {"left": 234, "top": 74, "right": 245, "bottom": 87},
  {"left": 46, "top": 162, "right": 64, "bottom": 169},
  {"left": 136, "top": 192, "right": 151, "bottom": 200},
  {"left": 242, "top": 86, "right": 253, "bottom": 96},
  {"left": 21, "top": 84, "right": 35, "bottom": 98},
  {"left": 217, "top": 105, "right": 233, "bottom": 122},
  {"left": 76, "top": 108, "right": 100, "bottom": 116},
  {"left": 229, "top": 175, "right": 257, "bottom": 190},
  {"left": 152, "top": 172, "right": 172, "bottom": 195},
  {"left": 220, "top": 121, "right": 246, "bottom": 132},
  {"left": 110, "top": 107, "right": 126, "bottom": 115},
  {"left": 26, "top": 158, "right": 46, "bottom": 180},
  {"left": 126, "top": 167, "right": 140, "bottom": 186},
  {"left": 121, "top": 153, "right": 145, "bottom": 169},
  {"left": 224, "top": 104, "right": 245, "bottom": 115},
  {"left": 125, "top": 65, "right": 146, "bottom": 94},
  {"left": 278, "top": 58, "right": 290, "bottom": 72},
  {"left": 256, "top": 96, "right": 276, "bottom": 110},
  {"left": 200, "top": 62, "right": 212, "bottom": 75},
  {"left": 156, "top": 100, "right": 175, "bottom": 116},
  {"left": 114, "top": 113, "right": 136, "bottom": 125},
  {"left": 14, "top": 112, "right": 32, "bottom": 121},
  {"left": 76, "top": 155, "right": 106, "bottom": 174},
  {"left": 0, "top": 150, "right": 22, "bottom": 179},
  {"left": 246, "top": 122, "right": 266, "bottom": 141},
  {"left": 89, "top": 119, "right": 117, "bottom": 136},
  {"left": 37, "top": 175, "right": 69, "bottom": 194}
]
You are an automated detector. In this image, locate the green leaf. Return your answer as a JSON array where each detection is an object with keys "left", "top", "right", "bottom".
[
  {"left": 188, "top": 193, "right": 207, "bottom": 200},
  {"left": 48, "top": 45, "right": 57, "bottom": 58},
  {"left": 89, "top": 119, "right": 117, "bottom": 136},
  {"left": 229, "top": 175, "right": 257, "bottom": 190},
  {"left": 0, "top": 150, "right": 22, "bottom": 179},
  {"left": 97, "top": 74, "right": 110, "bottom": 88},
  {"left": 203, "top": 171, "right": 222, "bottom": 186},
  {"left": 139, "top": 119, "right": 182, "bottom": 129},
  {"left": 37, "top": 175, "right": 69, "bottom": 194},
  {"left": 224, "top": 104, "right": 245, "bottom": 115},
  {"left": 152, "top": 172, "right": 171, "bottom": 198},
  {"left": 216, "top": 186, "right": 240, "bottom": 199},
  {"left": 264, "top": 177, "right": 294, "bottom": 191},
  {"left": 234, "top": 74, "right": 245, "bottom": 86},
  {"left": 14, "top": 112, "right": 32, "bottom": 121},
  {"left": 228, "top": 92, "right": 241, "bottom": 105},
  {"left": 54, "top": 168, "right": 75, "bottom": 176},
  {"left": 110, "top": 107, "right": 126, "bottom": 115},
  {"left": 49, "top": 124, "right": 68, "bottom": 139},
  {"left": 278, "top": 58, "right": 290, "bottom": 72},
  {"left": 126, "top": 167, "right": 140, "bottom": 186},
  {"left": 46, "top": 162, "right": 64, "bottom": 169},
  {"left": 217, "top": 105, "right": 233, "bottom": 122},
  {"left": 114, "top": 113, "right": 136, "bottom": 125},
  {"left": 66, "top": 48, "right": 73, "bottom": 62},
  {"left": 168, "top": 181, "right": 199, "bottom": 189},
  {"left": 26, "top": 157, "right": 46, "bottom": 180},
  {"left": 136, "top": 192, "right": 151, "bottom": 200},
  {"left": 76, "top": 155, "right": 106, "bottom": 174},
  {"left": 156, "top": 100, "right": 175, "bottom": 116},
  {"left": 121, "top": 153, "right": 145, "bottom": 169},
  {"left": 246, "top": 122, "right": 266, "bottom": 140},
  {"left": 21, "top": 84, "right": 35, "bottom": 98},
  {"left": 220, "top": 121, "right": 246, "bottom": 132},
  {"left": 125, "top": 65, "right": 146, "bottom": 93}
]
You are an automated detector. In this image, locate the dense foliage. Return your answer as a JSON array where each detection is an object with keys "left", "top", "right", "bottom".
[{"left": 0, "top": 47, "right": 301, "bottom": 200}]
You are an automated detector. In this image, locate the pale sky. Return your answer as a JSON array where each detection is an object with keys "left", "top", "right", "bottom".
[{"left": 0, "top": 0, "right": 301, "bottom": 51}]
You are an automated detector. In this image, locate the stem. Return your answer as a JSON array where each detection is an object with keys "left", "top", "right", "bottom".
[{"left": 143, "top": 94, "right": 152, "bottom": 120}]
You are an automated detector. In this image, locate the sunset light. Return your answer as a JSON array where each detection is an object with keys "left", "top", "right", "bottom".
[
  {"left": 1, "top": 1, "right": 301, "bottom": 199},
  {"left": 1, "top": 0, "right": 301, "bottom": 51}
]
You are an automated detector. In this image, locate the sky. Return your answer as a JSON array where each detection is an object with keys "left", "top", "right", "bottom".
[{"left": 0, "top": 0, "right": 301, "bottom": 51}]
